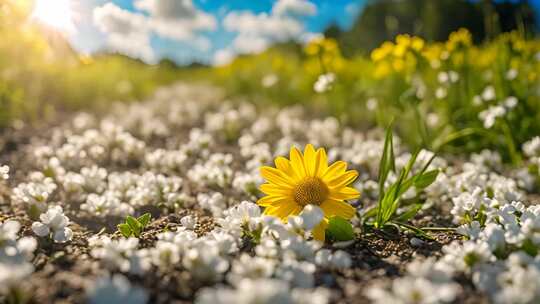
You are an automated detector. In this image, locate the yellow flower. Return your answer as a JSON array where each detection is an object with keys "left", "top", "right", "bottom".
[
  {"left": 371, "top": 41, "right": 394, "bottom": 62},
  {"left": 257, "top": 145, "right": 360, "bottom": 241}
]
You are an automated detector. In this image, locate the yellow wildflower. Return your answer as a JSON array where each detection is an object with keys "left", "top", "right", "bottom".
[{"left": 258, "top": 145, "right": 360, "bottom": 241}]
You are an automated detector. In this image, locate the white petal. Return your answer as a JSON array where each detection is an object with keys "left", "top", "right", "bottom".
[
  {"left": 53, "top": 227, "right": 73, "bottom": 243},
  {"left": 3, "top": 220, "right": 21, "bottom": 238},
  {"left": 17, "top": 237, "right": 37, "bottom": 256},
  {"left": 48, "top": 213, "right": 67, "bottom": 230},
  {"left": 300, "top": 205, "right": 324, "bottom": 230},
  {"left": 32, "top": 222, "right": 50, "bottom": 237}
]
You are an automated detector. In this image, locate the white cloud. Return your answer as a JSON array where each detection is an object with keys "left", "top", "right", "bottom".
[
  {"left": 213, "top": 49, "right": 235, "bottom": 66},
  {"left": 273, "top": 0, "right": 317, "bottom": 18},
  {"left": 147, "top": 12, "right": 216, "bottom": 41},
  {"left": 135, "top": 0, "right": 216, "bottom": 41},
  {"left": 93, "top": 0, "right": 217, "bottom": 61},
  {"left": 220, "top": 0, "right": 316, "bottom": 61},
  {"left": 224, "top": 12, "right": 304, "bottom": 41},
  {"left": 93, "top": 3, "right": 154, "bottom": 61},
  {"left": 108, "top": 32, "right": 154, "bottom": 62},
  {"left": 232, "top": 34, "right": 269, "bottom": 54},
  {"left": 134, "top": 0, "right": 196, "bottom": 19},
  {"left": 93, "top": 3, "right": 147, "bottom": 35}
]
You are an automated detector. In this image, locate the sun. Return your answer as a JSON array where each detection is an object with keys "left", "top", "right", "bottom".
[{"left": 31, "top": 0, "right": 75, "bottom": 33}]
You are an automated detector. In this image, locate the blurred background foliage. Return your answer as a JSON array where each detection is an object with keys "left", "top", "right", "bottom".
[
  {"left": 0, "top": 0, "right": 195, "bottom": 127},
  {"left": 326, "top": 0, "right": 538, "bottom": 56},
  {"left": 0, "top": 0, "right": 539, "bottom": 163}
]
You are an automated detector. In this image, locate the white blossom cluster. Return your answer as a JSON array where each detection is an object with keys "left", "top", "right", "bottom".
[
  {"left": 368, "top": 184, "right": 540, "bottom": 303},
  {"left": 0, "top": 220, "right": 37, "bottom": 296},
  {"left": 32, "top": 205, "right": 73, "bottom": 243},
  {"left": 2, "top": 84, "right": 539, "bottom": 303},
  {"left": 474, "top": 85, "right": 520, "bottom": 129},
  {"left": 0, "top": 165, "right": 9, "bottom": 180}
]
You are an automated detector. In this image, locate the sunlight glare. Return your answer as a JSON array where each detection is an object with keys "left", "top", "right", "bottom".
[{"left": 31, "top": 0, "right": 75, "bottom": 33}]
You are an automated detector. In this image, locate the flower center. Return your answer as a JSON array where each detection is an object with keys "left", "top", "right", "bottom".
[{"left": 293, "top": 177, "right": 329, "bottom": 206}]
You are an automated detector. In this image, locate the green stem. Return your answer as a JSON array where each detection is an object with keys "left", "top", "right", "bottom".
[{"left": 501, "top": 120, "right": 521, "bottom": 166}]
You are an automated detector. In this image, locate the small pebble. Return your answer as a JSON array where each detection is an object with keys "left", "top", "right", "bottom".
[{"left": 410, "top": 237, "right": 424, "bottom": 247}]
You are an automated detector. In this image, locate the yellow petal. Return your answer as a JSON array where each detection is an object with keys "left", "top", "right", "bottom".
[
  {"left": 260, "top": 183, "right": 293, "bottom": 196},
  {"left": 264, "top": 202, "right": 301, "bottom": 220},
  {"left": 257, "top": 195, "right": 291, "bottom": 207},
  {"left": 260, "top": 166, "right": 294, "bottom": 187},
  {"left": 314, "top": 148, "right": 328, "bottom": 178},
  {"left": 322, "top": 161, "right": 347, "bottom": 180},
  {"left": 303, "top": 144, "right": 316, "bottom": 177},
  {"left": 329, "top": 187, "right": 361, "bottom": 201},
  {"left": 289, "top": 146, "right": 307, "bottom": 177},
  {"left": 275, "top": 156, "right": 296, "bottom": 178},
  {"left": 327, "top": 170, "right": 358, "bottom": 188},
  {"left": 320, "top": 199, "right": 356, "bottom": 219},
  {"left": 312, "top": 219, "right": 328, "bottom": 241}
]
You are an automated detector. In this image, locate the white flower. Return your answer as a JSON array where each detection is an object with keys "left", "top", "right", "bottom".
[
  {"left": 315, "top": 249, "right": 352, "bottom": 269},
  {"left": 275, "top": 259, "right": 315, "bottom": 288},
  {"left": 0, "top": 220, "right": 20, "bottom": 243},
  {"left": 482, "top": 85, "right": 496, "bottom": 101},
  {"left": 366, "top": 98, "right": 378, "bottom": 111},
  {"left": 183, "top": 243, "right": 229, "bottom": 283},
  {"left": 0, "top": 165, "right": 9, "bottom": 180},
  {"left": 31, "top": 206, "right": 73, "bottom": 243},
  {"left": 0, "top": 261, "right": 34, "bottom": 295},
  {"left": 367, "top": 276, "right": 460, "bottom": 304},
  {"left": 313, "top": 73, "right": 335, "bottom": 93},
  {"left": 291, "top": 287, "right": 330, "bottom": 304},
  {"left": 197, "top": 279, "right": 292, "bottom": 304},
  {"left": 456, "top": 221, "right": 482, "bottom": 239},
  {"left": 479, "top": 105, "right": 505, "bottom": 129},
  {"left": 441, "top": 240, "right": 495, "bottom": 272},
  {"left": 299, "top": 205, "right": 324, "bottom": 231},
  {"left": 503, "top": 96, "right": 518, "bottom": 109},
  {"left": 219, "top": 201, "right": 261, "bottom": 234},
  {"left": 506, "top": 69, "right": 518, "bottom": 80},
  {"left": 480, "top": 223, "right": 506, "bottom": 251},
  {"left": 12, "top": 173, "right": 57, "bottom": 217},
  {"left": 435, "top": 87, "right": 447, "bottom": 99},
  {"left": 437, "top": 71, "right": 449, "bottom": 83},
  {"left": 523, "top": 136, "right": 540, "bottom": 158},
  {"left": 90, "top": 236, "right": 148, "bottom": 274},
  {"left": 227, "top": 253, "right": 275, "bottom": 285},
  {"left": 87, "top": 274, "right": 148, "bottom": 304},
  {"left": 261, "top": 74, "right": 278, "bottom": 88},
  {"left": 149, "top": 241, "right": 180, "bottom": 269},
  {"left": 180, "top": 215, "right": 197, "bottom": 229}
]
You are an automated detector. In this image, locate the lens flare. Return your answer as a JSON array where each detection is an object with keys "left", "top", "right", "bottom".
[{"left": 31, "top": 0, "right": 75, "bottom": 33}]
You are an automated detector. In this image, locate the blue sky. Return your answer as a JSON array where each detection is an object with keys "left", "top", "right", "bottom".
[{"left": 67, "top": 0, "right": 364, "bottom": 65}]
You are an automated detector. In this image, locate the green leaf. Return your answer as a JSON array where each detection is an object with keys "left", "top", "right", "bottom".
[
  {"left": 376, "top": 125, "right": 396, "bottom": 227},
  {"left": 414, "top": 169, "right": 440, "bottom": 189},
  {"left": 137, "top": 213, "right": 151, "bottom": 228},
  {"left": 126, "top": 216, "right": 141, "bottom": 236},
  {"left": 378, "top": 124, "right": 395, "bottom": 197},
  {"left": 326, "top": 216, "right": 355, "bottom": 241},
  {"left": 117, "top": 223, "right": 132, "bottom": 237},
  {"left": 395, "top": 204, "right": 422, "bottom": 222}
]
